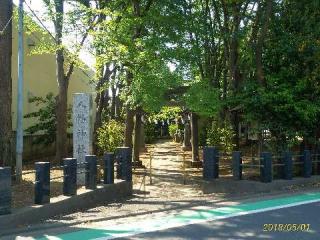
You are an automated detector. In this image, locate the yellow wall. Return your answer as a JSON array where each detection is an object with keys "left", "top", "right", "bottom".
[{"left": 11, "top": 20, "right": 95, "bottom": 132}]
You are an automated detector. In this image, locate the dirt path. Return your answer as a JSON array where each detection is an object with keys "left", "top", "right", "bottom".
[{"left": 139, "top": 140, "right": 204, "bottom": 200}]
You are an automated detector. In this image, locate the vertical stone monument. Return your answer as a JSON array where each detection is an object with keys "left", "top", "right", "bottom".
[{"left": 73, "top": 93, "right": 92, "bottom": 185}]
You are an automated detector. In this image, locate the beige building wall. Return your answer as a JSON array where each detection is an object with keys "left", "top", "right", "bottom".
[{"left": 11, "top": 19, "right": 95, "bottom": 133}]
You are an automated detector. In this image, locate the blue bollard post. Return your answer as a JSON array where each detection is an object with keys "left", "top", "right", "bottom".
[
  {"left": 63, "top": 158, "right": 77, "bottom": 196},
  {"left": 0, "top": 167, "right": 11, "bottom": 215},
  {"left": 303, "top": 150, "right": 312, "bottom": 178},
  {"left": 203, "top": 147, "right": 218, "bottom": 180},
  {"left": 35, "top": 162, "right": 50, "bottom": 204},
  {"left": 260, "top": 152, "right": 272, "bottom": 183},
  {"left": 115, "top": 147, "right": 132, "bottom": 182},
  {"left": 283, "top": 152, "right": 293, "bottom": 180},
  {"left": 85, "top": 155, "right": 97, "bottom": 189},
  {"left": 232, "top": 151, "right": 242, "bottom": 180},
  {"left": 104, "top": 153, "right": 114, "bottom": 184}
]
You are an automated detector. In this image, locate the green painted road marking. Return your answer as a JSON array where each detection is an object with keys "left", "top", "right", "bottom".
[{"left": 36, "top": 192, "right": 320, "bottom": 240}]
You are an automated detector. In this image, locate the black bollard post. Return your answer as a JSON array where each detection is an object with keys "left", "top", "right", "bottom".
[
  {"left": 214, "top": 150, "right": 219, "bottom": 179},
  {"left": 303, "top": 150, "right": 312, "bottom": 178},
  {"left": 283, "top": 152, "right": 293, "bottom": 180},
  {"left": 63, "top": 158, "right": 77, "bottom": 196},
  {"left": 0, "top": 167, "right": 11, "bottom": 215},
  {"left": 85, "top": 155, "right": 97, "bottom": 189},
  {"left": 104, "top": 153, "right": 114, "bottom": 184},
  {"left": 35, "top": 162, "right": 50, "bottom": 204},
  {"left": 232, "top": 151, "right": 242, "bottom": 180},
  {"left": 260, "top": 152, "right": 272, "bottom": 183},
  {"left": 116, "top": 147, "right": 132, "bottom": 182},
  {"left": 203, "top": 147, "right": 218, "bottom": 180},
  {"left": 115, "top": 149, "right": 122, "bottom": 179}
]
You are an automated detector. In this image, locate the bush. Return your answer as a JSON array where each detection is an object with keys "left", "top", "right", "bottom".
[
  {"left": 169, "top": 124, "right": 178, "bottom": 138},
  {"left": 96, "top": 120, "right": 125, "bottom": 153},
  {"left": 206, "top": 121, "right": 235, "bottom": 154},
  {"left": 145, "top": 122, "right": 157, "bottom": 143},
  {"left": 24, "top": 92, "right": 71, "bottom": 146}
]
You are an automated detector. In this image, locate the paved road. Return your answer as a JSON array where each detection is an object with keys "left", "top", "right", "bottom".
[
  {"left": 119, "top": 202, "right": 320, "bottom": 240},
  {"left": 5, "top": 191, "right": 320, "bottom": 240}
]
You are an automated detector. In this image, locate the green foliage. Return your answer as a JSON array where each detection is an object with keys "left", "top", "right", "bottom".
[
  {"left": 233, "top": 0, "right": 320, "bottom": 149},
  {"left": 185, "top": 81, "right": 221, "bottom": 117},
  {"left": 24, "top": 93, "right": 71, "bottom": 145},
  {"left": 149, "top": 107, "right": 182, "bottom": 122},
  {"left": 206, "top": 121, "right": 235, "bottom": 154},
  {"left": 169, "top": 124, "right": 178, "bottom": 138},
  {"left": 96, "top": 120, "right": 125, "bottom": 153},
  {"left": 144, "top": 122, "right": 157, "bottom": 144},
  {"left": 199, "top": 125, "right": 208, "bottom": 147}
]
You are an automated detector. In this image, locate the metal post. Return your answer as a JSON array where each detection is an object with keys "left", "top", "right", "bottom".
[
  {"left": 260, "top": 152, "right": 272, "bottom": 183},
  {"left": 103, "top": 153, "right": 114, "bottom": 184},
  {"left": 35, "top": 162, "right": 50, "bottom": 204},
  {"left": 232, "top": 151, "right": 242, "bottom": 180},
  {"left": 16, "top": 0, "right": 24, "bottom": 182},
  {"left": 0, "top": 167, "right": 11, "bottom": 215},
  {"left": 85, "top": 155, "right": 97, "bottom": 189},
  {"left": 303, "top": 150, "right": 312, "bottom": 178},
  {"left": 283, "top": 152, "right": 293, "bottom": 180},
  {"left": 63, "top": 158, "right": 77, "bottom": 196}
]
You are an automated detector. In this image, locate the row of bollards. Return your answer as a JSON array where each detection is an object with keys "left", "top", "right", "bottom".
[
  {"left": 0, "top": 147, "right": 133, "bottom": 215},
  {"left": 204, "top": 147, "right": 314, "bottom": 183}
]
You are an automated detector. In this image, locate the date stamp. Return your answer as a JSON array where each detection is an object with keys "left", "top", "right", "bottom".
[{"left": 263, "top": 224, "right": 310, "bottom": 232}]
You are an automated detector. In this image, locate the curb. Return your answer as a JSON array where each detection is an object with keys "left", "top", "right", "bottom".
[
  {"left": 0, "top": 180, "right": 132, "bottom": 232},
  {"left": 202, "top": 176, "right": 320, "bottom": 194}
]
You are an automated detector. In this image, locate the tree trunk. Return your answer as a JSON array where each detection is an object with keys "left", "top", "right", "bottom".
[
  {"left": 110, "top": 85, "right": 116, "bottom": 119},
  {"left": 55, "top": 62, "right": 68, "bottom": 162},
  {"left": 182, "top": 121, "right": 191, "bottom": 150},
  {"left": 54, "top": 0, "right": 68, "bottom": 162},
  {"left": 140, "top": 121, "right": 146, "bottom": 151},
  {"left": 115, "top": 94, "right": 121, "bottom": 120},
  {"left": 190, "top": 113, "right": 199, "bottom": 162},
  {"left": 0, "top": 0, "right": 13, "bottom": 166},
  {"left": 255, "top": 0, "right": 273, "bottom": 87},
  {"left": 229, "top": 3, "right": 241, "bottom": 150},
  {"left": 124, "top": 106, "right": 134, "bottom": 148},
  {"left": 92, "top": 84, "right": 108, "bottom": 154},
  {"left": 92, "top": 64, "right": 111, "bottom": 154},
  {"left": 133, "top": 108, "right": 142, "bottom": 165}
]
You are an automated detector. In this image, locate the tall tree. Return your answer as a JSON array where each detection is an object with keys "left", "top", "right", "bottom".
[
  {"left": 41, "top": 0, "right": 94, "bottom": 161},
  {"left": 0, "top": 0, "right": 13, "bottom": 166}
]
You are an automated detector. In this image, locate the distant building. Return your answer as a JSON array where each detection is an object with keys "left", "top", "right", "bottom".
[{"left": 10, "top": 14, "right": 95, "bottom": 161}]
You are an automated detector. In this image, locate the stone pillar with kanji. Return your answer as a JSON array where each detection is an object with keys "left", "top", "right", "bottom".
[{"left": 73, "top": 93, "right": 93, "bottom": 185}]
